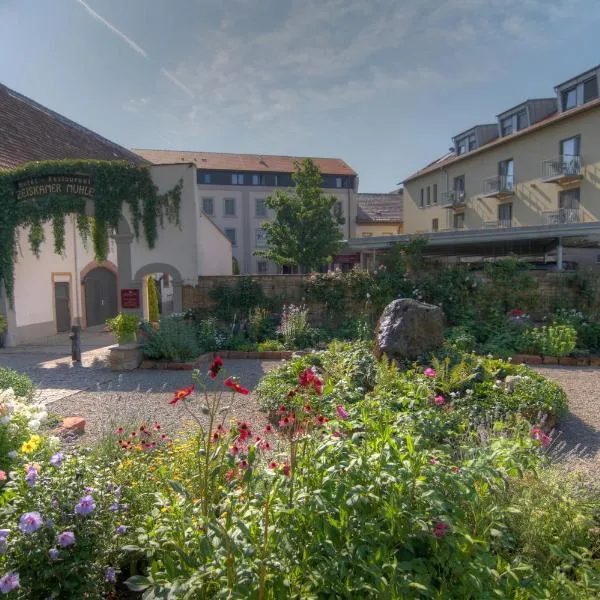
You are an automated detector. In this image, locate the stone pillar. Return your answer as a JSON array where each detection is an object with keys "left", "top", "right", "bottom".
[{"left": 113, "top": 228, "right": 142, "bottom": 318}]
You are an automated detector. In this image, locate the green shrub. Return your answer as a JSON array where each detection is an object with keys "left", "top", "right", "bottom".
[
  {"left": 257, "top": 339, "right": 284, "bottom": 351},
  {"left": 147, "top": 276, "right": 160, "bottom": 322},
  {"left": 0, "top": 367, "right": 35, "bottom": 400},
  {"left": 523, "top": 324, "right": 577, "bottom": 357},
  {"left": 140, "top": 317, "right": 201, "bottom": 361},
  {"left": 195, "top": 316, "right": 230, "bottom": 351},
  {"left": 277, "top": 304, "right": 317, "bottom": 349},
  {"left": 553, "top": 308, "right": 600, "bottom": 352},
  {"left": 247, "top": 307, "right": 275, "bottom": 342},
  {"left": 106, "top": 312, "right": 140, "bottom": 345}
]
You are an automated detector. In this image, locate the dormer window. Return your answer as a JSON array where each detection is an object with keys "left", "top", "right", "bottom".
[
  {"left": 556, "top": 68, "right": 599, "bottom": 111},
  {"left": 500, "top": 117, "right": 513, "bottom": 137},
  {"left": 584, "top": 76, "right": 598, "bottom": 103},
  {"left": 456, "top": 133, "right": 476, "bottom": 155},
  {"left": 562, "top": 86, "right": 578, "bottom": 111}
]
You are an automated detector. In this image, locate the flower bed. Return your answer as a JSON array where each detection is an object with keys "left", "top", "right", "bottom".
[{"left": 1, "top": 349, "right": 598, "bottom": 598}]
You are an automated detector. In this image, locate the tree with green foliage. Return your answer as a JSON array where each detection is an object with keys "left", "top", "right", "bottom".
[
  {"left": 147, "top": 276, "right": 160, "bottom": 322},
  {"left": 254, "top": 159, "right": 344, "bottom": 272}
]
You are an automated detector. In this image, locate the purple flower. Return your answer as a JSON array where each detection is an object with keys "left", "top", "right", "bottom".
[
  {"left": 0, "top": 539, "right": 6, "bottom": 556},
  {"left": 48, "top": 548, "right": 59, "bottom": 561},
  {"left": 75, "top": 495, "right": 96, "bottom": 516},
  {"left": 51, "top": 498, "right": 59, "bottom": 509},
  {"left": 114, "top": 485, "right": 122, "bottom": 499},
  {"left": 45, "top": 519, "right": 54, "bottom": 529},
  {"left": 19, "top": 512, "right": 42, "bottom": 534},
  {"left": 0, "top": 572, "right": 19, "bottom": 594},
  {"left": 336, "top": 405, "right": 349, "bottom": 420},
  {"left": 115, "top": 525, "right": 127, "bottom": 535},
  {"left": 49, "top": 452, "right": 64, "bottom": 467},
  {"left": 25, "top": 467, "right": 38, "bottom": 488},
  {"left": 104, "top": 567, "right": 117, "bottom": 583},
  {"left": 57, "top": 531, "right": 75, "bottom": 547},
  {"left": 121, "top": 504, "right": 129, "bottom": 512},
  {"left": 109, "top": 502, "right": 119, "bottom": 513},
  {"left": 0, "top": 530, "right": 9, "bottom": 539}
]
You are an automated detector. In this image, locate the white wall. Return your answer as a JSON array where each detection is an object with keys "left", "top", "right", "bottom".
[
  {"left": 196, "top": 214, "right": 233, "bottom": 275},
  {"left": 13, "top": 217, "right": 117, "bottom": 331},
  {"left": 129, "top": 164, "right": 199, "bottom": 282}
]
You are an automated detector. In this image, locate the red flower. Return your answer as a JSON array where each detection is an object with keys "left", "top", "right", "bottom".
[
  {"left": 263, "top": 424, "right": 275, "bottom": 434},
  {"left": 224, "top": 377, "right": 249, "bottom": 395},
  {"left": 239, "top": 460, "right": 249, "bottom": 470},
  {"left": 276, "top": 406, "right": 287, "bottom": 415},
  {"left": 152, "top": 422, "right": 161, "bottom": 431},
  {"left": 282, "top": 463, "right": 291, "bottom": 477},
  {"left": 229, "top": 445, "right": 240, "bottom": 457},
  {"left": 225, "top": 469, "right": 236, "bottom": 482},
  {"left": 268, "top": 461, "right": 278, "bottom": 470},
  {"left": 332, "top": 430, "right": 341, "bottom": 438},
  {"left": 287, "top": 388, "right": 297, "bottom": 398},
  {"left": 303, "top": 404, "right": 313, "bottom": 413},
  {"left": 433, "top": 522, "right": 449, "bottom": 538},
  {"left": 314, "top": 415, "right": 328, "bottom": 427},
  {"left": 211, "top": 431, "right": 221, "bottom": 442},
  {"left": 130, "top": 431, "right": 137, "bottom": 438},
  {"left": 299, "top": 368, "right": 315, "bottom": 387},
  {"left": 169, "top": 384, "right": 195, "bottom": 405},
  {"left": 530, "top": 427, "right": 552, "bottom": 448},
  {"left": 209, "top": 356, "right": 224, "bottom": 379},
  {"left": 260, "top": 441, "right": 272, "bottom": 451},
  {"left": 279, "top": 415, "right": 295, "bottom": 428},
  {"left": 114, "top": 427, "right": 124, "bottom": 435},
  {"left": 313, "top": 376, "right": 323, "bottom": 396},
  {"left": 510, "top": 308, "right": 524, "bottom": 316},
  {"left": 237, "top": 422, "right": 252, "bottom": 441}
]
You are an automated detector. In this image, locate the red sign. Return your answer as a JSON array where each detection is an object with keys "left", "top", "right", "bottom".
[
  {"left": 120, "top": 289, "right": 140, "bottom": 309},
  {"left": 334, "top": 253, "right": 361, "bottom": 264}
]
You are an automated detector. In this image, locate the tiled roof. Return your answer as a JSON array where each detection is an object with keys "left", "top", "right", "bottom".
[
  {"left": 356, "top": 192, "right": 403, "bottom": 224},
  {"left": 0, "top": 83, "right": 146, "bottom": 170},
  {"left": 403, "top": 96, "right": 600, "bottom": 183},
  {"left": 132, "top": 148, "right": 357, "bottom": 176}
]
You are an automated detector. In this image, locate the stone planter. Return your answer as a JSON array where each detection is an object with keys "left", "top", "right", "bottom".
[
  {"left": 542, "top": 356, "right": 559, "bottom": 365},
  {"left": 558, "top": 356, "right": 578, "bottom": 366},
  {"left": 109, "top": 343, "right": 143, "bottom": 371},
  {"left": 512, "top": 354, "right": 543, "bottom": 365}
]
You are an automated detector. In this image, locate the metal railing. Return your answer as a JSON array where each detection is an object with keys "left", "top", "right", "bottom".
[
  {"left": 543, "top": 208, "right": 581, "bottom": 225},
  {"left": 482, "top": 175, "right": 514, "bottom": 196},
  {"left": 542, "top": 155, "right": 582, "bottom": 180},
  {"left": 483, "top": 219, "right": 513, "bottom": 229},
  {"left": 439, "top": 189, "right": 466, "bottom": 207}
]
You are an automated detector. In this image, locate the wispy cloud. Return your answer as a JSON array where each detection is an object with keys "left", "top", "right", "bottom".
[
  {"left": 160, "top": 68, "right": 195, "bottom": 99},
  {"left": 74, "top": 0, "right": 147, "bottom": 57}
]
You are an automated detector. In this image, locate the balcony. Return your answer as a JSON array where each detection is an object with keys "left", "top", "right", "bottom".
[
  {"left": 482, "top": 175, "right": 514, "bottom": 199},
  {"left": 541, "top": 155, "right": 582, "bottom": 184},
  {"left": 440, "top": 190, "right": 466, "bottom": 208},
  {"left": 543, "top": 208, "right": 582, "bottom": 225},
  {"left": 483, "top": 219, "right": 513, "bottom": 229}
]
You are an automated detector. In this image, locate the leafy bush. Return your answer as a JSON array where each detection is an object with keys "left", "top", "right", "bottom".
[
  {"left": 277, "top": 304, "right": 317, "bottom": 349},
  {"left": 523, "top": 324, "right": 578, "bottom": 357},
  {"left": 0, "top": 368, "right": 35, "bottom": 400},
  {"left": 195, "top": 316, "right": 231, "bottom": 351},
  {"left": 257, "top": 339, "right": 285, "bottom": 351},
  {"left": 553, "top": 308, "right": 600, "bottom": 352},
  {"left": 247, "top": 307, "right": 275, "bottom": 342},
  {"left": 208, "top": 277, "right": 269, "bottom": 320},
  {"left": 140, "top": 317, "right": 201, "bottom": 361},
  {"left": 146, "top": 276, "right": 160, "bottom": 322},
  {"left": 105, "top": 312, "right": 140, "bottom": 345}
]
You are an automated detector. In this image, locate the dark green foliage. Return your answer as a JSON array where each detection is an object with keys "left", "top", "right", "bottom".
[
  {"left": 0, "top": 367, "right": 35, "bottom": 399},
  {"left": 140, "top": 317, "right": 201, "bottom": 361},
  {"left": 208, "top": 277, "right": 269, "bottom": 320},
  {"left": 254, "top": 159, "right": 344, "bottom": 271}
]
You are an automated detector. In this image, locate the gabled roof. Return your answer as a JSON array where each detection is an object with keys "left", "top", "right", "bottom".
[
  {"left": 356, "top": 192, "right": 403, "bottom": 224},
  {"left": 0, "top": 82, "right": 146, "bottom": 170},
  {"left": 403, "top": 96, "right": 600, "bottom": 183},
  {"left": 132, "top": 148, "right": 357, "bottom": 176}
]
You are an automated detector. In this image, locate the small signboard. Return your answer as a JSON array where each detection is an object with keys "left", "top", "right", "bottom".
[
  {"left": 334, "top": 253, "right": 361, "bottom": 264},
  {"left": 15, "top": 174, "right": 94, "bottom": 201},
  {"left": 120, "top": 289, "right": 140, "bottom": 309}
]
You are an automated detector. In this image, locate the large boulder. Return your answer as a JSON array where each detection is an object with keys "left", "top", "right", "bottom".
[{"left": 376, "top": 298, "right": 444, "bottom": 361}]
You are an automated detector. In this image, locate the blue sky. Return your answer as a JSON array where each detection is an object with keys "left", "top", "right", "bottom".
[{"left": 1, "top": 0, "right": 599, "bottom": 191}]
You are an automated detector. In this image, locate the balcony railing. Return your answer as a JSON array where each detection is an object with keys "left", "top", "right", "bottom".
[
  {"left": 482, "top": 175, "right": 514, "bottom": 198},
  {"left": 543, "top": 208, "right": 582, "bottom": 225},
  {"left": 440, "top": 190, "right": 466, "bottom": 207},
  {"left": 542, "top": 155, "right": 582, "bottom": 182},
  {"left": 483, "top": 219, "right": 513, "bottom": 229}
]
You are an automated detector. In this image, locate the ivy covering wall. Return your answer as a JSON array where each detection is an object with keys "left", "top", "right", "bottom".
[{"left": 0, "top": 159, "right": 182, "bottom": 304}]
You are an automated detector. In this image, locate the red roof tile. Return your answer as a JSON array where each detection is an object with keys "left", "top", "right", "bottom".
[
  {"left": 133, "top": 148, "right": 357, "bottom": 176},
  {"left": 403, "top": 96, "right": 600, "bottom": 183},
  {"left": 0, "top": 83, "right": 146, "bottom": 170}
]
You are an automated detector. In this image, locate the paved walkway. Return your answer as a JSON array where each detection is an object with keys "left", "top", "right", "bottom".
[{"left": 0, "top": 327, "right": 115, "bottom": 403}]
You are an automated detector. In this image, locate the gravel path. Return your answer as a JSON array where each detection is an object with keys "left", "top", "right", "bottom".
[
  {"left": 533, "top": 366, "right": 600, "bottom": 478},
  {"left": 46, "top": 360, "right": 282, "bottom": 444}
]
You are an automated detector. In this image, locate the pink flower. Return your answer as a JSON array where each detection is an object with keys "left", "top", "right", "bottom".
[
  {"left": 434, "top": 395, "right": 445, "bottom": 406},
  {"left": 0, "top": 471, "right": 6, "bottom": 482},
  {"left": 336, "top": 405, "right": 349, "bottom": 420},
  {"left": 332, "top": 431, "right": 342, "bottom": 438},
  {"left": 224, "top": 378, "right": 250, "bottom": 395},
  {"left": 429, "top": 457, "right": 439, "bottom": 465},
  {"left": 432, "top": 522, "right": 449, "bottom": 538},
  {"left": 225, "top": 469, "right": 236, "bottom": 482},
  {"left": 229, "top": 445, "right": 240, "bottom": 457},
  {"left": 314, "top": 415, "right": 328, "bottom": 427},
  {"left": 263, "top": 424, "right": 275, "bottom": 434},
  {"left": 530, "top": 427, "right": 552, "bottom": 448},
  {"left": 282, "top": 463, "right": 291, "bottom": 477},
  {"left": 424, "top": 368, "right": 436, "bottom": 378},
  {"left": 268, "top": 461, "right": 278, "bottom": 470},
  {"left": 238, "top": 460, "right": 249, "bottom": 471}
]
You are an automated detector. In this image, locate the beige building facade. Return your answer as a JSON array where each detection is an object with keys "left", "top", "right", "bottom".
[{"left": 402, "top": 66, "right": 600, "bottom": 257}]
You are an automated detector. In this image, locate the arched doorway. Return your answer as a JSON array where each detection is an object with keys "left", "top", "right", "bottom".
[{"left": 84, "top": 267, "right": 118, "bottom": 326}]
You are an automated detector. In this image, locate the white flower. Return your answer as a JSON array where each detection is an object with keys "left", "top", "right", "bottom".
[
  {"left": 8, "top": 451, "right": 17, "bottom": 459},
  {"left": 28, "top": 420, "right": 41, "bottom": 431},
  {"left": 48, "top": 436, "right": 61, "bottom": 449},
  {"left": 466, "top": 389, "right": 474, "bottom": 396},
  {"left": 0, "top": 416, "right": 10, "bottom": 425}
]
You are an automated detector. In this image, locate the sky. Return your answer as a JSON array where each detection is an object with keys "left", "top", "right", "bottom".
[{"left": 1, "top": 0, "right": 599, "bottom": 192}]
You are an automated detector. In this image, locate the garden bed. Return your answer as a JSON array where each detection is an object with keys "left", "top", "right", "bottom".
[
  {"left": 140, "top": 350, "right": 297, "bottom": 370},
  {"left": 512, "top": 354, "right": 600, "bottom": 366}
]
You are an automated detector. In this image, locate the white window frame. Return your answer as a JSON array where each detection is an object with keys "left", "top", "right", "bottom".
[{"left": 255, "top": 198, "right": 267, "bottom": 217}]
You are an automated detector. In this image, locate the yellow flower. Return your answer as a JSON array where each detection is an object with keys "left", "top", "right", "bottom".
[{"left": 21, "top": 434, "right": 41, "bottom": 454}]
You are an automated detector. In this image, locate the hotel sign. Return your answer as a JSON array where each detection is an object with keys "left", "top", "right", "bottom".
[{"left": 15, "top": 174, "right": 95, "bottom": 201}]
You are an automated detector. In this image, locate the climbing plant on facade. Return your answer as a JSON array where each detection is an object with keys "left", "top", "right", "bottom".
[{"left": 0, "top": 159, "right": 182, "bottom": 304}]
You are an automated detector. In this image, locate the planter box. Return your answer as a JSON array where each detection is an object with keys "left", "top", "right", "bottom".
[
  {"left": 109, "top": 344, "right": 143, "bottom": 371},
  {"left": 589, "top": 356, "right": 600, "bottom": 367},
  {"left": 542, "top": 356, "right": 559, "bottom": 365},
  {"left": 512, "top": 354, "right": 542, "bottom": 365},
  {"left": 558, "top": 356, "right": 578, "bottom": 366},
  {"left": 576, "top": 357, "right": 590, "bottom": 366}
]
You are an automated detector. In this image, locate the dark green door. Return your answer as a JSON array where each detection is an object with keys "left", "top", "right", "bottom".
[
  {"left": 54, "top": 282, "right": 71, "bottom": 332},
  {"left": 84, "top": 268, "right": 118, "bottom": 327}
]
